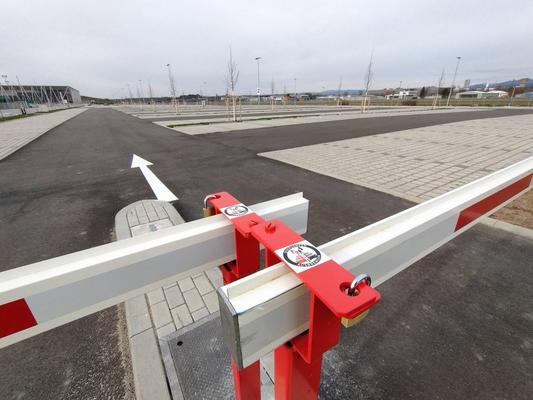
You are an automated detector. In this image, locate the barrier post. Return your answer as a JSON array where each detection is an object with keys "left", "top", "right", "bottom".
[
  {"left": 205, "top": 192, "right": 263, "bottom": 400},
  {"left": 207, "top": 192, "right": 381, "bottom": 399}
]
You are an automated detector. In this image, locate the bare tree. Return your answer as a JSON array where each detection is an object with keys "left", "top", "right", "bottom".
[
  {"left": 225, "top": 46, "right": 240, "bottom": 122},
  {"left": 433, "top": 69, "right": 445, "bottom": 109},
  {"left": 336, "top": 76, "right": 343, "bottom": 107},
  {"left": 148, "top": 82, "right": 155, "bottom": 111},
  {"left": 166, "top": 63, "right": 179, "bottom": 114},
  {"left": 270, "top": 78, "right": 275, "bottom": 110},
  {"left": 361, "top": 51, "right": 374, "bottom": 113}
]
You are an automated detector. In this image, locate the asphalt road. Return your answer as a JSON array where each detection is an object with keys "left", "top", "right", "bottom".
[{"left": 0, "top": 107, "right": 531, "bottom": 399}]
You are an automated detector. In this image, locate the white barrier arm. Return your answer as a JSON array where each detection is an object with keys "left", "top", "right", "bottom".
[
  {"left": 0, "top": 193, "right": 309, "bottom": 348},
  {"left": 218, "top": 157, "right": 533, "bottom": 369}
]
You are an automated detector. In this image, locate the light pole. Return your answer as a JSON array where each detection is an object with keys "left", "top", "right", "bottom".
[
  {"left": 255, "top": 57, "right": 262, "bottom": 105},
  {"left": 446, "top": 56, "right": 461, "bottom": 107},
  {"left": 294, "top": 78, "right": 297, "bottom": 104}
]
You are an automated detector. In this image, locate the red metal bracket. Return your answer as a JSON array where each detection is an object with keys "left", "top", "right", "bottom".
[
  {"left": 206, "top": 192, "right": 263, "bottom": 400},
  {"left": 206, "top": 192, "right": 261, "bottom": 283},
  {"left": 205, "top": 192, "right": 380, "bottom": 400}
]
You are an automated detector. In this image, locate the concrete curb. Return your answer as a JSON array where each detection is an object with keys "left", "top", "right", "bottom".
[{"left": 482, "top": 218, "right": 533, "bottom": 240}]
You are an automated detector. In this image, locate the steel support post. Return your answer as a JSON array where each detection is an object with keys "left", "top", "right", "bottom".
[
  {"left": 205, "top": 192, "right": 263, "bottom": 400},
  {"left": 274, "top": 344, "right": 323, "bottom": 399},
  {"left": 275, "top": 294, "right": 341, "bottom": 399}
]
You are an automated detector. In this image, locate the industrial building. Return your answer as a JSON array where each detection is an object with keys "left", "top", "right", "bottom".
[
  {"left": 0, "top": 85, "right": 82, "bottom": 107},
  {"left": 455, "top": 90, "right": 508, "bottom": 99}
]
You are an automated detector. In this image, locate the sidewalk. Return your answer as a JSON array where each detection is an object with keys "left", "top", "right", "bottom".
[
  {"left": 155, "top": 107, "right": 486, "bottom": 135},
  {"left": 0, "top": 107, "right": 87, "bottom": 160}
]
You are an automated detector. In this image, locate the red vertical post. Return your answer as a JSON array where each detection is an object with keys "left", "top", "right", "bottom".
[
  {"left": 274, "top": 295, "right": 340, "bottom": 400},
  {"left": 231, "top": 358, "right": 261, "bottom": 400},
  {"left": 274, "top": 344, "right": 323, "bottom": 400},
  {"left": 206, "top": 192, "right": 262, "bottom": 400}
]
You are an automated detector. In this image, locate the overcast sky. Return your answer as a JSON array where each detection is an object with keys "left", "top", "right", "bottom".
[{"left": 1, "top": 0, "right": 532, "bottom": 98}]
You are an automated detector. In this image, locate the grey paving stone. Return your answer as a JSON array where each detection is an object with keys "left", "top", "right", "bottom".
[
  {"left": 126, "top": 295, "right": 149, "bottom": 317},
  {"left": 156, "top": 323, "right": 176, "bottom": 338},
  {"left": 147, "top": 288, "right": 165, "bottom": 305},
  {"left": 178, "top": 277, "right": 195, "bottom": 292},
  {"left": 205, "top": 267, "right": 223, "bottom": 288},
  {"left": 153, "top": 204, "right": 168, "bottom": 220},
  {"left": 183, "top": 288, "right": 205, "bottom": 312},
  {"left": 191, "top": 307, "right": 210, "bottom": 322},
  {"left": 143, "top": 201, "right": 160, "bottom": 222},
  {"left": 193, "top": 274, "right": 214, "bottom": 295},
  {"left": 134, "top": 203, "right": 148, "bottom": 224},
  {"left": 126, "top": 209, "right": 140, "bottom": 227},
  {"left": 171, "top": 304, "right": 193, "bottom": 327},
  {"left": 151, "top": 301, "right": 173, "bottom": 328},
  {"left": 203, "top": 291, "right": 219, "bottom": 313},
  {"left": 260, "top": 113, "right": 533, "bottom": 204},
  {"left": 164, "top": 284, "right": 185, "bottom": 309},
  {"left": 128, "top": 312, "right": 153, "bottom": 336}
]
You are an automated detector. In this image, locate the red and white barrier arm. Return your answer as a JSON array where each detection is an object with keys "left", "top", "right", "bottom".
[
  {"left": 0, "top": 193, "right": 309, "bottom": 348},
  {"left": 218, "top": 156, "right": 533, "bottom": 369}
]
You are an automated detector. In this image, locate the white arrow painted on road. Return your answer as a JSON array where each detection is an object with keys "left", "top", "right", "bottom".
[{"left": 131, "top": 154, "right": 178, "bottom": 201}]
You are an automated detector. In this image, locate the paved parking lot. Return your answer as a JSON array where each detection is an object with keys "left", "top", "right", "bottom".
[
  {"left": 261, "top": 113, "right": 533, "bottom": 202},
  {"left": 1, "top": 107, "right": 531, "bottom": 400}
]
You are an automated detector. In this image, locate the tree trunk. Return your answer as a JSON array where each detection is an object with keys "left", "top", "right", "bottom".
[{"left": 232, "top": 92, "right": 237, "bottom": 122}]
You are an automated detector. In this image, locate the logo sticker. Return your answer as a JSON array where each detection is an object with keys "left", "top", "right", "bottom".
[
  {"left": 275, "top": 240, "right": 330, "bottom": 273},
  {"left": 220, "top": 204, "right": 252, "bottom": 219}
]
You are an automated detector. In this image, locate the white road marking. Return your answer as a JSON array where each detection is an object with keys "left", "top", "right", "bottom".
[{"left": 130, "top": 154, "right": 178, "bottom": 201}]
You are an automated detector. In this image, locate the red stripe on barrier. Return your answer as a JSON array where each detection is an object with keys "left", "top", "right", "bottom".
[
  {"left": 455, "top": 174, "right": 532, "bottom": 231},
  {"left": 0, "top": 299, "right": 38, "bottom": 338}
]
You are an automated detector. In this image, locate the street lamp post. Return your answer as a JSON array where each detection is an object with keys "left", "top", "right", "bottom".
[
  {"left": 255, "top": 57, "right": 262, "bottom": 105},
  {"left": 446, "top": 56, "right": 462, "bottom": 107},
  {"left": 294, "top": 78, "right": 297, "bottom": 104}
]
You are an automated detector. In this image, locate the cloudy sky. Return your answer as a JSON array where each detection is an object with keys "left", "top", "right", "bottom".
[{"left": 1, "top": 0, "right": 532, "bottom": 98}]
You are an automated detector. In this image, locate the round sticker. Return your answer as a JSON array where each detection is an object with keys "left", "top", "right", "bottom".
[
  {"left": 223, "top": 205, "right": 249, "bottom": 217},
  {"left": 282, "top": 244, "right": 321, "bottom": 268}
]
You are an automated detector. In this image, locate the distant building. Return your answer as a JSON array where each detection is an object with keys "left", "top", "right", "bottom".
[
  {"left": 455, "top": 90, "right": 508, "bottom": 99},
  {"left": 484, "top": 90, "right": 508, "bottom": 98},
  {"left": 463, "top": 79, "right": 471, "bottom": 90},
  {"left": 0, "top": 85, "right": 81, "bottom": 106},
  {"left": 385, "top": 89, "right": 418, "bottom": 100}
]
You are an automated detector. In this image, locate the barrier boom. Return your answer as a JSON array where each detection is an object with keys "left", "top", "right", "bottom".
[
  {"left": 218, "top": 156, "right": 533, "bottom": 370},
  {"left": 0, "top": 193, "right": 309, "bottom": 348}
]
